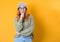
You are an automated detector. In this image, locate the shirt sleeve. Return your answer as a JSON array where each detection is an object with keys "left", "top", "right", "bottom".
[
  {"left": 14, "top": 17, "right": 23, "bottom": 32},
  {"left": 19, "top": 14, "right": 34, "bottom": 36}
]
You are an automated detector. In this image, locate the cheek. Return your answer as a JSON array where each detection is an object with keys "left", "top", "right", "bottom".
[{"left": 24, "top": 9, "right": 26, "bottom": 12}]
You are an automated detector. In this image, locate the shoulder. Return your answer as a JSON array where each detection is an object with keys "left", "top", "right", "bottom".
[
  {"left": 26, "top": 14, "right": 33, "bottom": 20},
  {"left": 14, "top": 17, "right": 16, "bottom": 20},
  {"left": 27, "top": 14, "right": 34, "bottom": 21},
  {"left": 27, "top": 14, "right": 33, "bottom": 18},
  {"left": 14, "top": 17, "right": 17, "bottom": 22},
  {"left": 30, "top": 14, "right": 34, "bottom": 19}
]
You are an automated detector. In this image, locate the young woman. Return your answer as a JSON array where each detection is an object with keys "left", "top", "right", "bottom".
[{"left": 14, "top": 2, "right": 34, "bottom": 42}]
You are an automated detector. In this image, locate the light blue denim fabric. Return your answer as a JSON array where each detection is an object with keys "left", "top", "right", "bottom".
[{"left": 14, "top": 36, "right": 32, "bottom": 42}]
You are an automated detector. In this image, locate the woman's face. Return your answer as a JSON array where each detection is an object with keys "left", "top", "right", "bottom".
[{"left": 19, "top": 6, "right": 27, "bottom": 14}]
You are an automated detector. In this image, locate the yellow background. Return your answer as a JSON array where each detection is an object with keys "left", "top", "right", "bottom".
[{"left": 0, "top": 0, "right": 60, "bottom": 42}]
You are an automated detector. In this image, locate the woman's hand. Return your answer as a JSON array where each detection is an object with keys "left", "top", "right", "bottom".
[
  {"left": 20, "top": 13, "right": 24, "bottom": 19},
  {"left": 21, "top": 13, "right": 24, "bottom": 17},
  {"left": 16, "top": 31, "right": 20, "bottom": 35}
]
